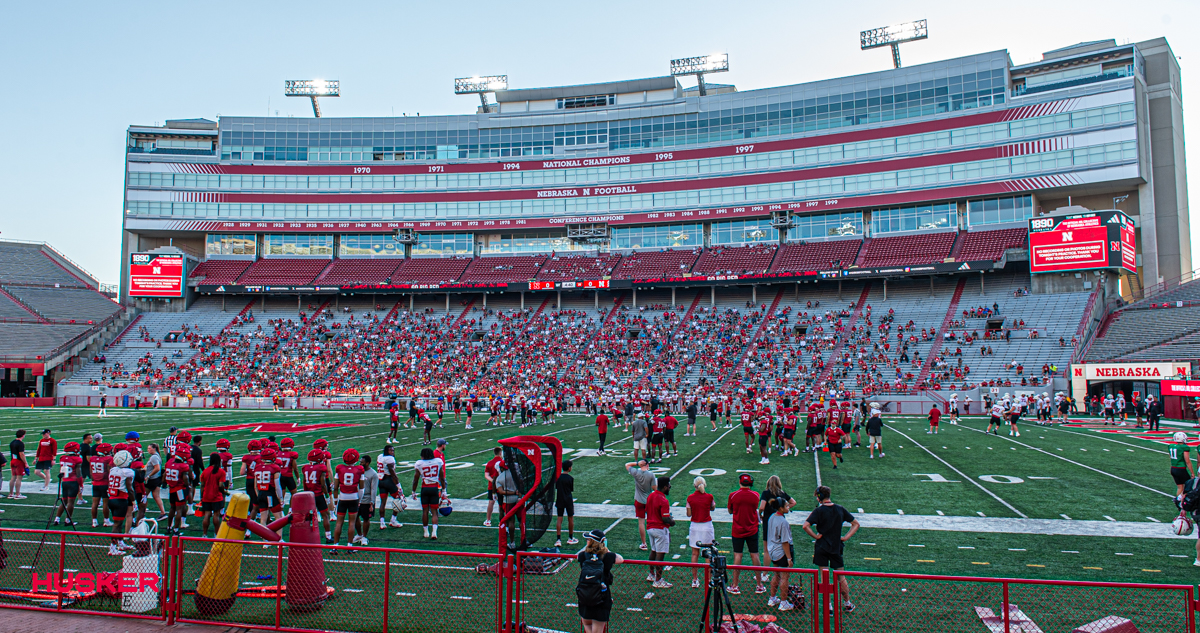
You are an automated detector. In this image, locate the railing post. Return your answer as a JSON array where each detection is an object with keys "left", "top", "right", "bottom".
[
  {"left": 383, "top": 550, "right": 390, "bottom": 633},
  {"left": 57, "top": 533, "right": 66, "bottom": 611},
  {"left": 275, "top": 542, "right": 283, "bottom": 629},
  {"left": 1002, "top": 580, "right": 1010, "bottom": 633}
]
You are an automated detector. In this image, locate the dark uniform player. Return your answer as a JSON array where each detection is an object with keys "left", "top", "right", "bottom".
[
  {"left": 555, "top": 460, "right": 576, "bottom": 547},
  {"left": 1169, "top": 432, "right": 1195, "bottom": 498}
]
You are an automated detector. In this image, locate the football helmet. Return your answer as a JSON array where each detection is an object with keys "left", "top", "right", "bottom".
[
  {"left": 1173, "top": 513, "right": 1194, "bottom": 536},
  {"left": 343, "top": 448, "right": 360, "bottom": 464},
  {"left": 112, "top": 450, "right": 133, "bottom": 468}
]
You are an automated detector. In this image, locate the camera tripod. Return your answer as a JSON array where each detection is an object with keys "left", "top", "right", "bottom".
[
  {"left": 698, "top": 547, "right": 740, "bottom": 633},
  {"left": 29, "top": 474, "right": 98, "bottom": 574}
]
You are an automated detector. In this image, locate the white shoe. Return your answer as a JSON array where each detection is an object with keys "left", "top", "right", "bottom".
[
  {"left": 352, "top": 535, "right": 362, "bottom": 544},
  {"left": 1193, "top": 559, "right": 1200, "bottom": 567},
  {"left": 181, "top": 522, "right": 190, "bottom": 529},
  {"left": 647, "top": 573, "right": 656, "bottom": 582},
  {"left": 652, "top": 580, "right": 673, "bottom": 589},
  {"left": 1015, "top": 432, "right": 1020, "bottom": 437},
  {"left": 768, "top": 596, "right": 781, "bottom": 607},
  {"left": 567, "top": 538, "right": 578, "bottom": 545},
  {"left": 760, "top": 458, "right": 769, "bottom": 465},
  {"left": 390, "top": 520, "right": 403, "bottom": 528},
  {"left": 103, "top": 519, "right": 115, "bottom": 527},
  {"left": 359, "top": 537, "right": 368, "bottom": 546},
  {"left": 483, "top": 519, "right": 492, "bottom": 527},
  {"left": 92, "top": 519, "right": 99, "bottom": 527},
  {"left": 380, "top": 521, "right": 387, "bottom": 529},
  {"left": 108, "top": 545, "right": 123, "bottom": 557},
  {"left": 691, "top": 578, "right": 702, "bottom": 588},
  {"left": 779, "top": 601, "right": 795, "bottom": 611}
]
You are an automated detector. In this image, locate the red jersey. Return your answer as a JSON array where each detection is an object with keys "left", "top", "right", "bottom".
[
  {"left": 757, "top": 415, "right": 773, "bottom": 436},
  {"left": 277, "top": 450, "right": 299, "bottom": 477},
  {"left": 126, "top": 442, "right": 143, "bottom": 461},
  {"left": 89, "top": 455, "right": 112, "bottom": 484},
  {"left": 301, "top": 463, "right": 326, "bottom": 493},
  {"left": 433, "top": 449, "right": 446, "bottom": 464},
  {"left": 254, "top": 462, "right": 281, "bottom": 492},
  {"left": 784, "top": 413, "right": 798, "bottom": 431},
  {"left": 335, "top": 463, "right": 365, "bottom": 497},
  {"left": 645, "top": 490, "right": 671, "bottom": 530},
  {"left": 665, "top": 415, "right": 678, "bottom": 431},
  {"left": 651, "top": 417, "right": 666, "bottom": 434},
  {"left": 814, "top": 409, "right": 827, "bottom": 427},
  {"left": 596, "top": 414, "right": 609, "bottom": 434},
  {"left": 826, "top": 426, "right": 846, "bottom": 446},
  {"left": 59, "top": 454, "right": 83, "bottom": 483},
  {"left": 928, "top": 408, "right": 942, "bottom": 425},
  {"left": 687, "top": 491, "right": 714, "bottom": 524},
  {"left": 164, "top": 459, "right": 191, "bottom": 492},
  {"left": 200, "top": 466, "right": 227, "bottom": 503},
  {"left": 107, "top": 467, "right": 134, "bottom": 500},
  {"left": 241, "top": 452, "right": 260, "bottom": 478},
  {"left": 218, "top": 451, "right": 234, "bottom": 482},
  {"left": 727, "top": 488, "right": 761, "bottom": 538},
  {"left": 36, "top": 438, "right": 58, "bottom": 462},
  {"left": 485, "top": 456, "right": 503, "bottom": 490}
]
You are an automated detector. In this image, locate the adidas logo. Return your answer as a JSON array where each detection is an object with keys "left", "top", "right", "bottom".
[
  {"left": 216, "top": 285, "right": 226, "bottom": 292},
  {"left": 1107, "top": 215, "right": 1121, "bottom": 224},
  {"left": 958, "top": 263, "right": 971, "bottom": 270}
]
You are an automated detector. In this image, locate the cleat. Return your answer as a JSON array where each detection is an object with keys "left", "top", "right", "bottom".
[
  {"left": 779, "top": 601, "right": 795, "bottom": 611},
  {"left": 727, "top": 586, "right": 741, "bottom": 595},
  {"left": 768, "top": 596, "right": 780, "bottom": 607},
  {"left": 755, "top": 584, "right": 767, "bottom": 594},
  {"left": 567, "top": 538, "right": 578, "bottom": 545}
]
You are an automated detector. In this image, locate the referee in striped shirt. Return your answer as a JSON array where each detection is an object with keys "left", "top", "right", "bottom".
[{"left": 163, "top": 427, "right": 180, "bottom": 454}]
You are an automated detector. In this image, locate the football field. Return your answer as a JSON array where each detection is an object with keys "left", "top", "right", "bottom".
[{"left": 0, "top": 406, "right": 1195, "bottom": 588}]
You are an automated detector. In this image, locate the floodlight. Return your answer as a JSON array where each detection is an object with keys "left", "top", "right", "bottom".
[
  {"left": 455, "top": 75, "right": 508, "bottom": 112},
  {"left": 670, "top": 54, "right": 729, "bottom": 97},
  {"left": 284, "top": 79, "right": 340, "bottom": 117},
  {"left": 860, "top": 20, "right": 928, "bottom": 68}
]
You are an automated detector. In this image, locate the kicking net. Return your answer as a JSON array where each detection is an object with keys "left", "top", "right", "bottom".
[{"left": 501, "top": 438, "right": 561, "bottom": 552}]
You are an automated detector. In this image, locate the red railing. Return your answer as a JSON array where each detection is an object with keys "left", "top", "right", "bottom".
[{"left": 0, "top": 527, "right": 1193, "bottom": 633}]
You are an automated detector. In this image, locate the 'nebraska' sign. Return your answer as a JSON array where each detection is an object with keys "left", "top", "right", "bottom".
[{"left": 1073, "top": 363, "right": 1189, "bottom": 381}]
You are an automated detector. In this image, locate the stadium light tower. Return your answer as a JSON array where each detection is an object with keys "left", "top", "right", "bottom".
[
  {"left": 455, "top": 75, "right": 508, "bottom": 113},
  {"left": 284, "top": 79, "right": 339, "bottom": 117},
  {"left": 670, "top": 53, "right": 729, "bottom": 96},
  {"left": 860, "top": 20, "right": 928, "bottom": 68}
]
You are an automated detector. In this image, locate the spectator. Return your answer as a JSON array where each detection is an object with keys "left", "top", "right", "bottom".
[
  {"left": 727, "top": 473, "right": 765, "bottom": 595},
  {"left": 802, "top": 485, "right": 860, "bottom": 614},
  {"left": 645, "top": 476, "right": 674, "bottom": 588},
  {"left": 625, "top": 459, "right": 656, "bottom": 551},
  {"left": 686, "top": 476, "right": 716, "bottom": 588},
  {"left": 765, "top": 497, "right": 795, "bottom": 611},
  {"left": 577, "top": 530, "right": 623, "bottom": 633}
]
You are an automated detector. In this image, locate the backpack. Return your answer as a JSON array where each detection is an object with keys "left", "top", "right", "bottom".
[
  {"left": 576, "top": 553, "right": 608, "bottom": 607},
  {"left": 1183, "top": 478, "right": 1200, "bottom": 513}
]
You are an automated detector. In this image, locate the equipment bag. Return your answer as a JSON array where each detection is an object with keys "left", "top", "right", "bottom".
[
  {"left": 1183, "top": 477, "right": 1200, "bottom": 513},
  {"left": 575, "top": 553, "right": 608, "bottom": 607}
]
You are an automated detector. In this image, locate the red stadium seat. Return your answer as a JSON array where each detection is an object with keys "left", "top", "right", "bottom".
[
  {"left": 610, "top": 249, "right": 702, "bottom": 280},
  {"left": 458, "top": 255, "right": 548, "bottom": 284},
  {"left": 956, "top": 228, "right": 1028, "bottom": 261},
  {"left": 691, "top": 244, "right": 778, "bottom": 276},
  {"left": 189, "top": 260, "right": 252, "bottom": 284},
  {"left": 316, "top": 259, "right": 404, "bottom": 285},
  {"left": 771, "top": 240, "right": 863, "bottom": 273},
  {"left": 858, "top": 233, "right": 956, "bottom": 268},
  {"left": 237, "top": 259, "right": 331, "bottom": 285}
]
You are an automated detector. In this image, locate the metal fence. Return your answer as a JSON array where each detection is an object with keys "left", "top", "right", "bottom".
[{"left": 0, "top": 528, "right": 1194, "bottom": 633}]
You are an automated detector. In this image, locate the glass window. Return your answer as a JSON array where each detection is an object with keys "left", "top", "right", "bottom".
[
  {"left": 412, "top": 233, "right": 475, "bottom": 257},
  {"left": 966, "top": 195, "right": 1034, "bottom": 227},
  {"left": 263, "top": 234, "right": 333, "bottom": 256},
  {"left": 480, "top": 233, "right": 577, "bottom": 254},
  {"left": 339, "top": 234, "right": 405, "bottom": 257},
  {"left": 612, "top": 224, "right": 702, "bottom": 250},
  {"left": 870, "top": 202, "right": 957, "bottom": 234},
  {"left": 205, "top": 234, "right": 256, "bottom": 256},
  {"left": 787, "top": 211, "right": 864, "bottom": 240},
  {"left": 711, "top": 218, "right": 777, "bottom": 245}
]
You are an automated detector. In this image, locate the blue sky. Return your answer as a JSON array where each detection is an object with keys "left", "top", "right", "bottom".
[{"left": 1, "top": 0, "right": 1195, "bottom": 282}]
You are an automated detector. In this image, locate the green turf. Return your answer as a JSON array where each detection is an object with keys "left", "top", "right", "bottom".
[{"left": 0, "top": 407, "right": 1195, "bottom": 591}]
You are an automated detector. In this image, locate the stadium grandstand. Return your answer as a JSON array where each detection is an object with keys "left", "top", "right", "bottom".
[
  {"left": 49, "top": 36, "right": 1194, "bottom": 409},
  {"left": 0, "top": 240, "right": 129, "bottom": 400}
]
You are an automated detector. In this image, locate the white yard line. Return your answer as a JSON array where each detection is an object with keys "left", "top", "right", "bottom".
[
  {"left": 886, "top": 424, "right": 1027, "bottom": 518},
  {"left": 958, "top": 425, "right": 1174, "bottom": 499},
  {"left": 1047, "top": 426, "right": 1167, "bottom": 454},
  {"left": 813, "top": 449, "right": 822, "bottom": 488},
  {"left": 669, "top": 427, "right": 738, "bottom": 481}
]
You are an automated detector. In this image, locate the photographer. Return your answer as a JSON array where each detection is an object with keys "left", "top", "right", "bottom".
[
  {"left": 577, "top": 529, "right": 623, "bottom": 633},
  {"left": 645, "top": 476, "right": 674, "bottom": 588},
  {"left": 802, "top": 485, "right": 860, "bottom": 614},
  {"left": 686, "top": 476, "right": 716, "bottom": 588}
]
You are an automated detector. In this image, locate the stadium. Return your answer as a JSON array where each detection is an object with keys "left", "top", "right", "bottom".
[{"left": 1, "top": 30, "right": 1199, "bottom": 633}]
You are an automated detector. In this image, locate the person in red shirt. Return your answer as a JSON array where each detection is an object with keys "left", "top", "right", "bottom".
[
  {"left": 781, "top": 408, "right": 799, "bottom": 457},
  {"left": 686, "top": 476, "right": 716, "bottom": 587},
  {"left": 826, "top": 424, "right": 846, "bottom": 469},
  {"left": 277, "top": 438, "right": 299, "bottom": 507},
  {"left": 664, "top": 413, "right": 679, "bottom": 457},
  {"left": 34, "top": 429, "right": 58, "bottom": 492},
  {"left": 727, "top": 474, "right": 765, "bottom": 594},
  {"left": 596, "top": 412, "right": 609, "bottom": 455},
  {"left": 332, "top": 449, "right": 365, "bottom": 548},
  {"left": 255, "top": 449, "right": 283, "bottom": 524},
  {"left": 53, "top": 442, "right": 84, "bottom": 526},
  {"left": 483, "top": 447, "right": 503, "bottom": 528},
  {"left": 644, "top": 476, "right": 674, "bottom": 588},
  {"left": 199, "top": 453, "right": 229, "bottom": 538},
  {"left": 163, "top": 444, "right": 193, "bottom": 535},
  {"left": 757, "top": 411, "right": 774, "bottom": 465},
  {"left": 239, "top": 439, "right": 262, "bottom": 513},
  {"left": 215, "top": 439, "right": 235, "bottom": 489},
  {"left": 89, "top": 443, "right": 113, "bottom": 528},
  {"left": 649, "top": 412, "right": 666, "bottom": 464},
  {"left": 302, "top": 450, "right": 332, "bottom": 542},
  {"left": 742, "top": 407, "right": 756, "bottom": 453},
  {"left": 927, "top": 404, "right": 941, "bottom": 435}
]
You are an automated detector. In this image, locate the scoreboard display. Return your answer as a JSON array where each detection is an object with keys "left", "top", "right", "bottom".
[
  {"left": 1028, "top": 210, "right": 1136, "bottom": 274},
  {"left": 128, "top": 252, "right": 185, "bottom": 298}
]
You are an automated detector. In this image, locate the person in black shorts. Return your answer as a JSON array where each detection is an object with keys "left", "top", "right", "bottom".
[
  {"left": 802, "top": 486, "right": 860, "bottom": 613},
  {"left": 555, "top": 460, "right": 576, "bottom": 547},
  {"left": 577, "top": 529, "right": 622, "bottom": 633}
]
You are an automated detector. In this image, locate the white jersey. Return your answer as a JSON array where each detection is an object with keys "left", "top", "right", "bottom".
[
  {"left": 949, "top": 394, "right": 958, "bottom": 408},
  {"left": 414, "top": 458, "right": 444, "bottom": 488},
  {"left": 1103, "top": 396, "right": 1115, "bottom": 410},
  {"left": 990, "top": 404, "right": 1005, "bottom": 418},
  {"left": 377, "top": 454, "right": 397, "bottom": 478}
]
